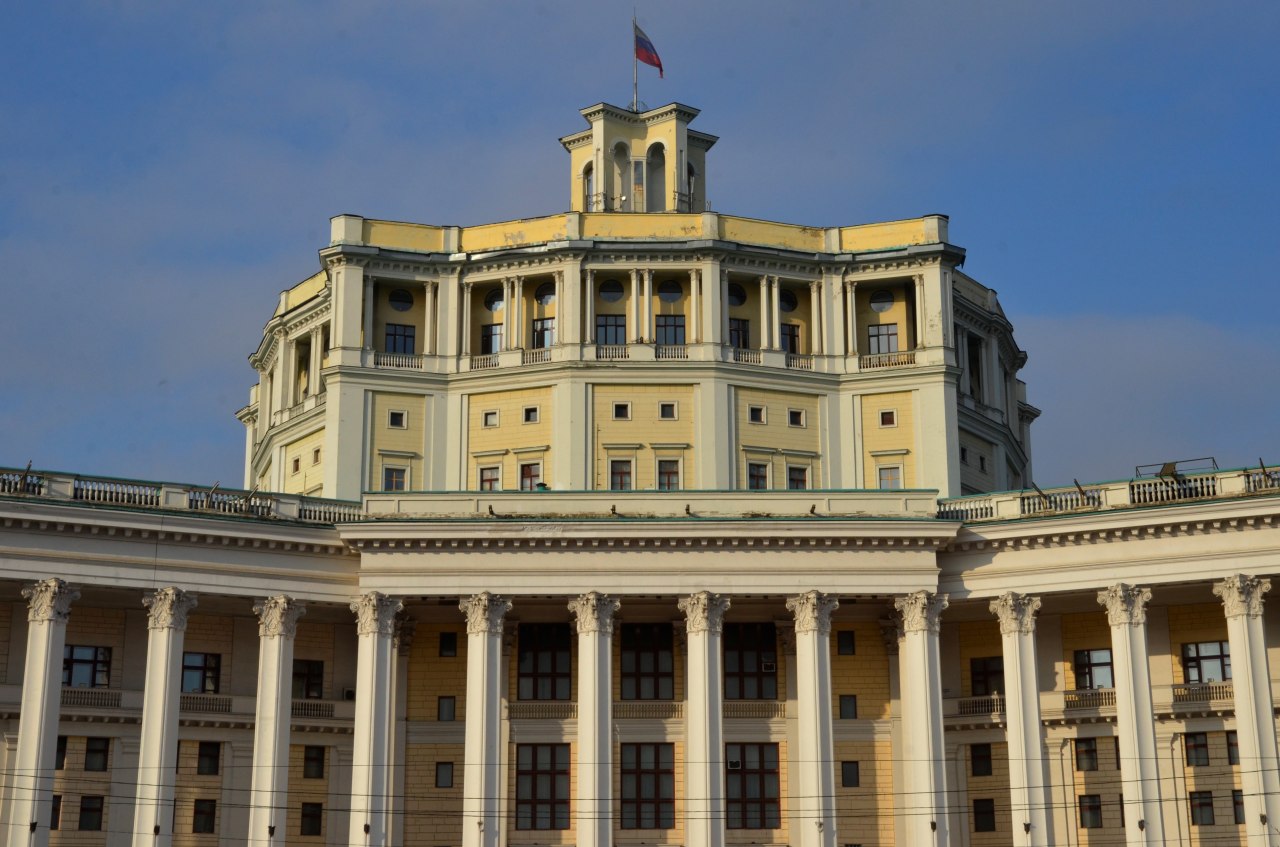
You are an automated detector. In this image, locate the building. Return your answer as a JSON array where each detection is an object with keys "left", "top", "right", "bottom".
[{"left": 0, "top": 101, "right": 1277, "bottom": 847}]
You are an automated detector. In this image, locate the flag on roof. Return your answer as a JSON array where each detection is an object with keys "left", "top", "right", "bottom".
[{"left": 634, "top": 23, "right": 663, "bottom": 78}]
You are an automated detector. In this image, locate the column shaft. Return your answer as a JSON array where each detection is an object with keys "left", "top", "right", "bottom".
[
  {"left": 460, "top": 593, "right": 512, "bottom": 847},
  {"left": 991, "top": 593, "right": 1051, "bottom": 844},
  {"left": 570, "top": 593, "right": 620, "bottom": 847},
  {"left": 808, "top": 281, "right": 822, "bottom": 355},
  {"left": 643, "top": 269, "right": 654, "bottom": 341},
  {"left": 461, "top": 283, "right": 472, "bottom": 356},
  {"left": 584, "top": 271, "right": 596, "bottom": 344},
  {"left": 247, "top": 596, "right": 306, "bottom": 847},
  {"left": 894, "top": 590, "right": 949, "bottom": 845},
  {"left": 770, "top": 277, "right": 781, "bottom": 350},
  {"left": 689, "top": 270, "right": 701, "bottom": 344},
  {"left": 422, "top": 282, "right": 436, "bottom": 356},
  {"left": 348, "top": 592, "right": 403, "bottom": 846},
  {"left": 679, "top": 592, "right": 730, "bottom": 847},
  {"left": 788, "top": 591, "right": 839, "bottom": 847},
  {"left": 362, "top": 277, "right": 375, "bottom": 350}
]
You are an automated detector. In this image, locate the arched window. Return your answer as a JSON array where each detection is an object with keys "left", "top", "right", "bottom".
[
  {"left": 582, "top": 162, "right": 595, "bottom": 211},
  {"left": 612, "top": 143, "right": 631, "bottom": 212},
  {"left": 646, "top": 144, "right": 666, "bottom": 213}
]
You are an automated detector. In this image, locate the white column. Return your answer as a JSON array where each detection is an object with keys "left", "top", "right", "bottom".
[
  {"left": 1213, "top": 575, "right": 1280, "bottom": 841},
  {"left": 787, "top": 591, "right": 839, "bottom": 847},
  {"left": 643, "top": 269, "right": 654, "bottom": 341},
  {"left": 512, "top": 276, "right": 525, "bottom": 349},
  {"left": 460, "top": 593, "right": 512, "bottom": 847},
  {"left": 808, "top": 281, "right": 822, "bottom": 355},
  {"left": 716, "top": 267, "right": 729, "bottom": 346},
  {"left": 913, "top": 275, "right": 926, "bottom": 348},
  {"left": 500, "top": 279, "right": 513, "bottom": 351},
  {"left": 584, "top": 271, "right": 596, "bottom": 344},
  {"left": 132, "top": 588, "right": 198, "bottom": 847},
  {"left": 845, "top": 279, "right": 857, "bottom": 356},
  {"left": 247, "top": 595, "right": 307, "bottom": 847},
  {"left": 991, "top": 592, "right": 1051, "bottom": 845},
  {"left": 894, "top": 590, "right": 949, "bottom": 846},
  {"left": 758, "top": 275, "right": 769, "bottom": 351},
  {"left": 362, "top": 276, "right": 375, "bottom": 349},
  {"left": 679, "top": 592, "right": 731, "bottom": 847},
  {"left": 1097, "top": 584, "right": 1163, "bottom": 845},
  {"left": 689, "top": 270, "right": 701, "bottom": 344},
  {"left": 461, "top": 283, "right": 473, "bottom": 356},
  {"left": 308, "top": 328, "right": 323, "bottom": 396},
  {"left": 422, "top": 282, "right": 436, "bottom": 356},
  {"left": 553, "top": 271, "right": 564, "bottom": 345},
  {"left": 270, "top": 329, "right": 287, "bottom": 417},
  {"left": 770, "top": 276, "right": 782, "bottom": 350},
  {"left": 630, "top": 270, "right": 640, "bottom": 341},
  {"left": 6, "top": 579, "right": 78, "bottom": 847},
  {"left": 386, "top": 617, "right": 415, "bottom": 846},
  {"left": 348, "top": 592, "right": 403, "bottom": 847},
  {"left": 569, "top": 593, "right": 621, "bottom": 847}
]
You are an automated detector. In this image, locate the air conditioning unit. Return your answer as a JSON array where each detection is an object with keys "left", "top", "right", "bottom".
[
  {"left": 727, "top": 760, "right": 742, "bottom": 770},
  {"left": 342, "top": 688, "right": 356, "bottom": 701},
  {"left": 761, "top": 661, "right": 776, "bottom": 672}
]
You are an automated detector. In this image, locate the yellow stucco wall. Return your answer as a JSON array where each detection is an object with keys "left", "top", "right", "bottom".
[
  {"left": 833, "top": 740, "right": 894, "bottom": 846},
  {"left": 294, "top": 622, "right": 336, "bottom": 700},
  {"left": 1060, "top": 613, "right": 1111, "bottom": 691},
  {"left": 720, "top": 216, "right": 824, "bottom": 252},
  {"left": 957, "top": 620, "right": 1003, "bottom": 698},
  {"left": 736, "top": 387, "right": 822, "bottom": 489},
  {"left": 461, "top": 216, "right": 569, "bottom": 252},
  {"left": 581, "top": 213, "right": 704, "bottom": 240},
  {"left": 406, "top": 624, "right": 468, "bottom": 722},
  {"left": 405, "top": 743, "right": 465, "bottom": 845},
  {"left": 840, "top": 218, "right": 941, "bottom": 252},
  {"left": 860, "top": 390, "right": 916, "bottom": 489},
  {"left": 373, "top": 283, "right": 425, "bottom": 355},
  {"left": 468, "top": 386, "right": 553, "bottom": 490},
  {"left": 362, "top": 220, "right": 446, "bottom": 253},
  {"left": 966, "top": 741, "right": 1013, "bottom": 847},
  {"left": 1165, "top": 604, "right": 1229, "bottom": 685},
  {"left": 282, "top": 271, "right": 327, "bottom": 313},
  {"left": 855, "top": 280, "right": 914, "bottom": 351},
  {"left": 830, "top": 621, "right": 892, "bottom": 720},
  {"left": 283, "top": 429, "right": 326, "bottom": 495},
  {"left": 369, "top": 392, "right": 428, "bottom": 492},
  {"left": 593, "top": 385, "right": 696, "bottom": 490}
]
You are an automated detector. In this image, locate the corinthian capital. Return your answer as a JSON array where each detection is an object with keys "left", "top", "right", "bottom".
[
  {"left": 786, "top": 590, "right": 840, "bottom": 635},
  {"left": 1097, "top": 583, "right": 1152, "bottom": 627},
  {"left": 253, "top": 595, "right": 306, "bottom": 638},
  {"left": 894, "top": 590, "right": 948, "bottom": 634},
  {"left": 1214, "top": 574, "right": 1271, "bottom": 619},
  {"left": 459, "top": 592, "right": 512, "bottom": 635},
  {"left": 23, "top": 578, "right": 79, "bottom": 624},
  {"left": 568, "top": 592, "right": 621, "bottom": 635},
  {"left": 351, "top": 592, "right": 403, "bottom": 637},
  {"left": 143, "top": 587, "right": 198, "bottom": 631},
  {"left": 678, "top": 591, "right": 731, "bottom": 635},
  {"left": 990, "top": 592, "right": 1041, "bottom": 636}
]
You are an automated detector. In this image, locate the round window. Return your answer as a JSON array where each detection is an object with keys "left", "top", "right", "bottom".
[
  {"left": 779, "top": 289, "right": 798, "bottom": 313},
  {"left": 534, "top": 282, "right": 556, "bottom": 306},
  {"left": 484, "top": 287, "right": 504, "bottom": 312},
  {"left": 727, "top": 283, "right": 747, "bottom": 307},
  {"left": 870, "top": 290, "right": 894, "bottom": 313},
  {"left": 658, "top": 280, "right": 683, "bottom": 303},
  {"left": 599, "top": 279, "right": 624, "bottom": 302},
  {"left": 388, "top": 289, "right": 413, "bottom": 312}
]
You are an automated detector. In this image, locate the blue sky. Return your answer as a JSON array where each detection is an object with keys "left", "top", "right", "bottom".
[{"left": 1, "top": 1, "right": 1277, "bottom": 490}]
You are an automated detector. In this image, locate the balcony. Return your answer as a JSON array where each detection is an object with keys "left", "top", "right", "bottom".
[
  {"left": 654, "top": 344, "right": 688, "bottom": 360},
  {"left": 373, "top": 351, "right": 427, "bottom": 370},
  {"left": 860, "top": 351, "right": 916, "bottom": 370},
  {"left": 785, "top": 354, "right": 814, "bottom": 370},
  {"left": 507, "top": 702, "right": 577, "bottom": 720},
  {"left": 614, "top": 702, "right": 683, "bottom": 719},
  {"left": 731, "top": 347, "right": 761, "bottom": 364},
  {"left": 522, "top": 348, "right": 552, "bottom": 365},
  {"left": 469, "top": 353, "right": 499, "bottom": 370},
  {"left": 1168, "top": 681, "right": 1234, "bottom": 715},
  {"left": 596, "top": 344, "right": 630, "bottom": 361}
]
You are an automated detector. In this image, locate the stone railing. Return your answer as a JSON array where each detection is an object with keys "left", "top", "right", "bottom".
[
  {"left": 724, "top": 701, "right": 786, "bottom": 719},
  {"left": 655, "top": 345, "right": 688, "bottom": 360},
  {"left": 952, "top": 693, "right": 1005, "bottom": 716},
  {"left": 74, "top": 477, "right": 161, "bottom": 507},
  {"left": 596, "top": 344, "right": 630, "bottom": 361},
  {"left": 860, "top": 351, "right": 916, "bottom": 369},
  {"left": 1063, "top": 688, "right": 1116, "bottom": 711},
  {"left": 507, "top": 702, "right": 577, "bottom": 720},
  {"left": 1020, "top": 488, "right": 1102, "bottom": 514},
  {"left": 614, "top": 702, "right": 684, "bottom": 719},
  {"left": 180, "top": 694, "right": 233, "bottom": 714},
  {"left": 292, "top": 699, "right": 337, "bottom": 719},
  {"left": 731, "top": 348, "right": 761, "bottom": 364},
  {"left": 785, "top": 354, "right": 814, "bottom": 371},
  {"left": 522, "top": 348, "right": 552, "bottom": 365},
  {"left": 1171, "top": 681, "right": 1233, "bottom": 705},
  {"left": 374, "top": 351, "right": 426, "bottom": 370},
  {"left": 469, "top": 354, "right": 500, "bottom": 371},
  {"left": 62, "top": 688, "right": 124, "bottom": 709},
  {"left": 937, "top": 497, "right": 994, "bottom": 521},
  {"left": 0, "top": 469, "right": 44, "bottom": 495}
]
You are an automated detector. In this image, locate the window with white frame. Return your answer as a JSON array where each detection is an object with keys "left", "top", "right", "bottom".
[
  {"left": 879, "top": 409, "right": 897, "bottom": 427},
  {"left": 382, "top": 466, "right": 407, "bottom": 491},
  {"left": 658, "top": 401, "right": 678, "bottom": 420},
  {"left": 613, "top": 402, "right": 631, "bottom": 420},
  {"left": 610, "top": 460, "right": 633, "bottom": 491},
  {"left": 747, "top": 405, "right": 766, "bottom": 424},
  {"left": 523, "top": 406, "right": 539, "bottom": 424},
  {"left": 388, "top": 410, "right": 407, "bottom": 428},
  {"left": 877, "top": 465, "right": 902, "bottom": 490},
  {"left": 747, "top": 462, "right": 769, "bottom": 490},
  {"left": 787, "top": 465, "right": 808, "bottom": 490},
  {"left": 787, "top": 409, "right": 805, "bottom": 427},
  {"left": 478, "top": 466, "right": 500, "bottom": 491},
  {"left": 482, "top": 410, "right": 498, "bottom": 427},
  {"left": 519, "top": 462, "right": 542, "bottom": 491},
  {"left": 657, "top": 459, "right": 680, "bottom": 491}
]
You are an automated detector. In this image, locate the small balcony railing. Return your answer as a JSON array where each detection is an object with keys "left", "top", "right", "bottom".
[
  {"left": 937, "top": 498, "right": 994, "bottom": 521},
  {"left": 0, "top": 469, "right": 45, "bottom": 495},
  {"left": 724, "top": 701, "right": 786, "bottom": 719},
  {"left": 74, "top": 478, "right": 160, "bottom": 508},
  {"left": 955, "top": 693, "right": 1005, "bottom": 716},
  {"left": 785, "top": 354, "right": 814, "bottom": 370},
  {"left": 614, "top": 702, "right": 683, "bottom": 719},
  {"left": 731, "top": 348, "right": 761, "bottom": 364},
  {"left": 860, "top": 351, "right": 916, "bottom": 369},
  {"left": 507, "top": 702, "right": 577, "bottom": 720},
  {"left": 469, "top": 354, "right": 499, "bottom": 371},
  {"left": 522, "top": 348, "right": 551, "bottom": 365},
  {"left": 1172, "top": 681, "right": 1233, "bottom": 705},
  {"left": 292, "top": 699, "right": 336, "bottom": 719},
  {"left": 596, "top": 344, "right": 630, "bottom": 361},
  {"left": 1020, "top": 488, "right": 1101, "bottom": 514},
  {"left": 180, "top": 694, "right": 233, "bottom": 714},
  {"left": 655, "top": 345, "right": 688, "bottom": 360},
  {"left": 1130, "top": 475, "right": 1217, "bottom": 505},
  {"left": 1063, "top": 688, "right": 1115, "bottom": 710},
  {"left": 374, "top": 351, "right": 426, "bottom": 370},
  {"left": 62, "top": 688, "right": 122, "bottom": 709}
]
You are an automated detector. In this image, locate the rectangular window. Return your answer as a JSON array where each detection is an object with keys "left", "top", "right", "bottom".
[
  {"left": 613, "top": 402, "right": 631, "bottom": 420},
  {"left": 1182, "top": 641, "right": 1231, "bottom": 683},
  {"left": 596, "top": 314, "right": 626, "bottom": 345},
  {"left": 437, "top": 696, "right": 456, "bottom": 721},
  {"left": 435, "top": 761, "right": 454, "bottom": 788},
  {"left": 729, "top": 318, "right": 751, "bottom": 349},
  {"left": 747, "top": 462, "right": 769, "bottom": 490},
  {"left": 787, "top": 466, "right": 808, "bottom": 490},
  {"left": 292, "top": 457, "right": 300, "bottom": 474},
  {"left": 51, "top": 795, "right": 61, "bottom": 831},
  {"left": 182, "top": 652, "right": 221, "bottom": 694},
  {"left": 197, "top": 741, "right": 221, "bottom": 776},
  {"left": 970, "top": 656, "right": 1005, "bottom": 696},
  {"left": 192, "top": 799, "right": 216, "bottom": 834},
  {"left": 867, "top": 323, "right": 899, "bottom": 354},
  {"left": 478, "top": 466, "right": 500, "bottom": 491},
  {"left": 1186, "top": 732, "right": 1210, "bottom": 766},
  {"left": 658, "top": 401, "right": 677, "bottom": 420},
  {"left": 780, "top": 323, "right": 800, "bottom": 354},
  {"left": 300, "top": 802, "right": 323, "bottom": 837},
  {"left": 1234, "top": 789, "right": 1245, "bottom": 824},
  {"left": 531, "top": 317, "right": 555, "bottom": 349},
  {"left": 515, "top": 744, "right": 570, "bottom": 830},
  {"left": 655, "top": 315, "right": 686, "bottom": 345},
  {"left": 1078, "top": 794, "right": 1102, "bottom": 829},
  {"left": 787, "top": 409, "right": 805, "bottom": 427},
  {"left": 839, "top": 694, "right": 859, "bottom": 719},
  {"left": 657, "top": 459, "right": 680, "bottom": 491},
  {"left": 879, "top": 409, "right": 897, "bottom": 427},
  {"left": 1073, "top": 649, "right": 1114, "bottom": 689},
  {"left": 84, "top": 737, "right": 109, "bottom": 772},
  {"left": 971, "top": 743, "right": 993, "bottom": 777},
  {"left": 1227, "top": 730, "right": 1239, "bottom": 765},
  {"left": 56, "top": 736, "right": 66, "bottom": 770},
  {"left": 439, "top": 632, "right": 458, "bottom": 657},
  {"left": 63, "top": 645, "right": 111, "bottom": 688},
  {"left": 517, "top": 623, "right": 572, "bottom": 701},
  {"left": 388, "top": 410, "right": 406, "bottom": 428},
  {"left": 724, "top": 623, "right": 778, "bottom": 700},
  {"left": 1075, "top": 738, "right": 1099, "bottom": 771},
  {"left": 479, "top": 324, "right": 502, "bottom": 355},
  {"left": 292, "top": 659, "right": 324, "bottom": 700},
  {"left": 482, "top": 409, "right": 499, "bottom": 427},
  {"left": 620, "top": 623, "right": 674, "bottom": 700},
  {"left": 1119, "top": 792, "right": 1125, "bottom": 827},
  {"left": 303, "top": 745, "right": 325, "bottom": 779},
  {"left": 523, "top": 406, "right": 539, "bottom": 423},
  {"left": 312, "top": 447, "right": 320, "bottom": 464},
  {"left": 620, "top": 743, "right": 675, "bottom": 829},
  {"left": 610, "top": 460, "right": 633, "bottom": 491},
  {"left": 382, "top": 466, "right": 406, "bottom": 492},
  {"left": 384, "top": 323, "right": 415, "bottom": 354},
  {"left": 519, "top": 463, "right": 542, "bottom": 491},
  {"left": 726, "top": 743, "right": 781, "bottom": 829},
  {"left": 1189, "top": 790, "right": 1215, "bottom": 826},
  {"left": 841, "top": 761, "right": 860, "bottom": 788},
  {"left": 1113, "top": 736, "right": 1121, "bottom": 769},
  {"left": 973, "top": 798, "right": 997, "bottom": 832},
  {"left": 837, "top": 631, "right": 856, "bottom": 655},
  {"left": 877, "top": 466, "right": 902, "bottom": 490},
  {"left": 78, "top": 796, "right": 105, "bottom": 832},
  {"left": 747, "top": 404, "right": 766, "bottom": 424}
]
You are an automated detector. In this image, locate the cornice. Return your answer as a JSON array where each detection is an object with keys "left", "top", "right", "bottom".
[{"left": 847, "top": 255, "right": 942, "bottom": 275}]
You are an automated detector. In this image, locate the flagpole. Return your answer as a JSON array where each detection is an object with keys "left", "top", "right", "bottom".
[{"left": 632, "top": 13, "right": 639, "bottom": 111}]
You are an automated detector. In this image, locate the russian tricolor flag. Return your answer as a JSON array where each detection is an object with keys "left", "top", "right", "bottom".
[{"left": 634, "top": 23, "right": 663, "bottom": 78}]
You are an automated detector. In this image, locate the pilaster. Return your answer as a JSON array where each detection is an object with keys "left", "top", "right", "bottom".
[
  {"left": 893, "top": 590, "right": 949, "bottom": 846},
  {"left": 786, "top": 591, "right": 839, "bottom": 847},
  {"left": 348, "top": 592, "right": 403, "bottom": 847},
  {"left": 460, "top": 593, "right": 512, "bottom": 847},
  {"left": 569, "top": 592, "right": 620, "bottom": 847},
  {"left": 678, "top": 591, "right": 730, "bottom": 847}
]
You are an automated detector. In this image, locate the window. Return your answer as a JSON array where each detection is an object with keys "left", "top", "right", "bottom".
[
  {"left": 596, "top": 314, "right": 626, "bottom": 344},
  {"left": 841, "top": 761, "right": 860, "bottom": 788},
  {"left": 1073, "top": 649, "right": 1114, "bottom": 689},
  {"left": 1186, "top": 732, "right": 1210, "bottom": 766},
  {"left": 519, "top": 463, "right": 542, "bottom": 491},
  {"left": 1119, "top": 792, "right": 1125, "bottom": 827},
  {"left": 729, "top": 317, "right": 751, "bottom": 349},
  {"left": 56, "top": 735, "right": 66, "bottom": 770},
  {"left": 292, "top": 457, "right": 300, "bottom": 474},
  {"left": 867, "top": 324, "right": 899, "bottom": 354},
  {"left": 531, "top": 317, "right": 555, "bottom": 349},
  {"left": 747, "top": 462, "right": 769, "bottom": 490},
  {"left": 599, "top": 279, "right": 625, "bottom": 303},
  {"left": 658, "top": 402, "right": 677, "bottom": 420},
  {"left": 300, "top": 802, "right": 323, "bottom": 837},
  {"left": 727, "top": 283, "right": 747, "bottom": 306},
  {"left": 388, "top": 410, "right": 406, "bottom": 428},
  {"left": 478, "top": 466, "right": 499, "bottom": 491},
  {"left": 481, "top": 409, "right": 499, "bottom": 427},
  {"left": 787, "top": 409, "right": 805, "bottom": 427},
  {"left": 657, "top": 459, "right": 680, "bottom": 491},
  {"left": 620, "top": 743, "right": 675, "bottom": 829},
  {"left": 439, "top": 632, "right": 458, "bottom": 657},
  {"left": 837, "top": 631, "right": 856, "bottom": 655},
  {"left": 657, "top": 280, "right": 683, "bottom": 303},
  {"left": 1078, "top": 794, "right": 1102, "bottom": 829},
  {"left": 787, "top": 466, "right": 808, "bottom": 490},
  {"left": 1075, "top": 738, "right": 1099, "bottom": 771},
  {"left": 197, "top": 741, "right": 221, "bottom": 776},
  {"left": 437, "top": 696, "right": 456, "bottom": 721},
  {"left": 1182, "top": 641, "right": 1231, "bottom": 682},
  {"left": 1189, "top": 791, "right": 1216, "bottom": 826},
  {"left": 388, "top": 289, "right": 413, "bottom": 311},
  {"left": 84, "top": 737, "right": 109, "bottom": 772},
  {"left": 973, "top": 798, "right": 997, "bottom": 832},
  {"left": 78, "top": 796, "right": 105, "bottom": 832},
  {"left": 435, "top": 761, "right": 454, "bottom": 788},
  {"left": 534, "top": 282, "right": 556, "bottom": 306},
  {"left": 610, "top": 460, "right": 632, "bottom": 491},
  {"left": 613, "top": 402, "right": 631, "bottom": 420},
  {"left": 726, "top": 743, "right": 780, "bottom": 829},
  {"left": 182, "top": 652, "right": 221, "bottom": 694},
  {"left": 970, "top": 656, "right": 1005, "bottom": 696},
  {"left": 879, "top": 409, "right": 897, "bottom": 427},
  {"left": 479, "top": 323, "right": 502, "bottom": 355},
  {"left": 839, "top": 694, "right": 858, "bottom": 719},
  {"left": 621, "top": 623, "right": 674, "bottom": 700},
  {"left": 1227, "top": 730, "right": 1239, "bottom": 765},
  {"left": 51, "top": 795, "right": 61, "bottom": 831},
  {"left": 877, "top": 465, "right": 903, "bottom": 490},
  {"left": 979, "top": 455, "right": 987, "bottom": 472},
  {"left": 747, "top": 404, "right": 765, "bottom": 424},
  {"left": 483, "top": 287, "right": 504, "bottom": 312},
  {"left": 779, "top": 323, "right": 800, "bottom": 354},
  {"left": 778, "top": 289, "right": 798, "bottom": 313},
  {"left": 384, "top": 323, "right": 415, "bottom": 354},
  {"left": 515, "top": 744, "right": 570, "bottom": 830},
  {"left": 192, "top": 799, "right": 216, "bottom": 834},
  {"left": 63, "top": 645, "right": 111, "bottom": 688},
  {"left": 655, "top": 315, "right": 686, "bottom": 346},
  {"left": 1233, "top": 789, "right": 1245, "bottom": 824},
  {"left": 382, "top": 466, "right": 406, "bottom": 491},
  {"left": 869, "top": 289, "right": 894, "bottom": 313},
  {"left": 971, "top": 743, "right": 993, "bottom": 777},
  {"left": 292, "top": 659, "right": 324, "bottom": 699},
  {"left": 517, "top": 623, "right": 571, "bottom": 700},
  {"left": 523, "top": 406, "right": 539, "bottom": 423},
  {"left": 961, "top": 446, "right": 970, "bottom": 464},
  {"left": 1113, "top": 736, "right": 1121, "bottom": 769},
  {"left": 724, "top": 623, "right": 777, "bottom": 700},
  {"left": 303, "top": 745, "right": 325, "bottom": 779}
]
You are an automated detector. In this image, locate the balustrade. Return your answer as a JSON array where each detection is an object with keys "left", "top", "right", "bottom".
[
  {"left": 860, "top": 351, "right": 916, "bottom": 369},
  {"left": 785, "top": 354, "right": 813, "bottom": 370},
  {"left": 654, "top": 344, "right": 688, "bottom": 360},
  {"left": 596, "top": 344, "right": 629, "bottom": 361},
  {"left": 522, "top": 348, "right": 551, "bottom": 365},
  {"left": 469, "top": 354, "right": 500, "bottom": 370}
]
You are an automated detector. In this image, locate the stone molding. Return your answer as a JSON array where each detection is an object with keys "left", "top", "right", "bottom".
[
  {"left": 786, "top": 590, "right": 840, "bottom": 635},
  {"left": 253, "top": 594, "right": 307, "bottom": 638},
  {"left": 1214, "top": 574, "right": 1271, "bottom": 619},
  {"left": 990, "top": 592, "right": 1041, "bottom": 635},
  {"left": 143, "top": 587, "right": 198, "bottom": 631},
  {"left": 568, "top": 592, "right": 621, "bottom": 635},
  {"left": 894, "top": 590, "right": 948, "bottom": 634},
  {"left": 351, "top": 592, "right": 403, "bottom": 637},
  {"left": 1098, "top": 583, "right": 1152, "bottom": 627},
  {"left": 460, "top": 592, "right": 512, "bottom": 635},
  {"left": 23, "top": 578, "right": 78, "bottom": 624},
  {"left": 678, "top": 591, "right": 730, "bottom": 635}
]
